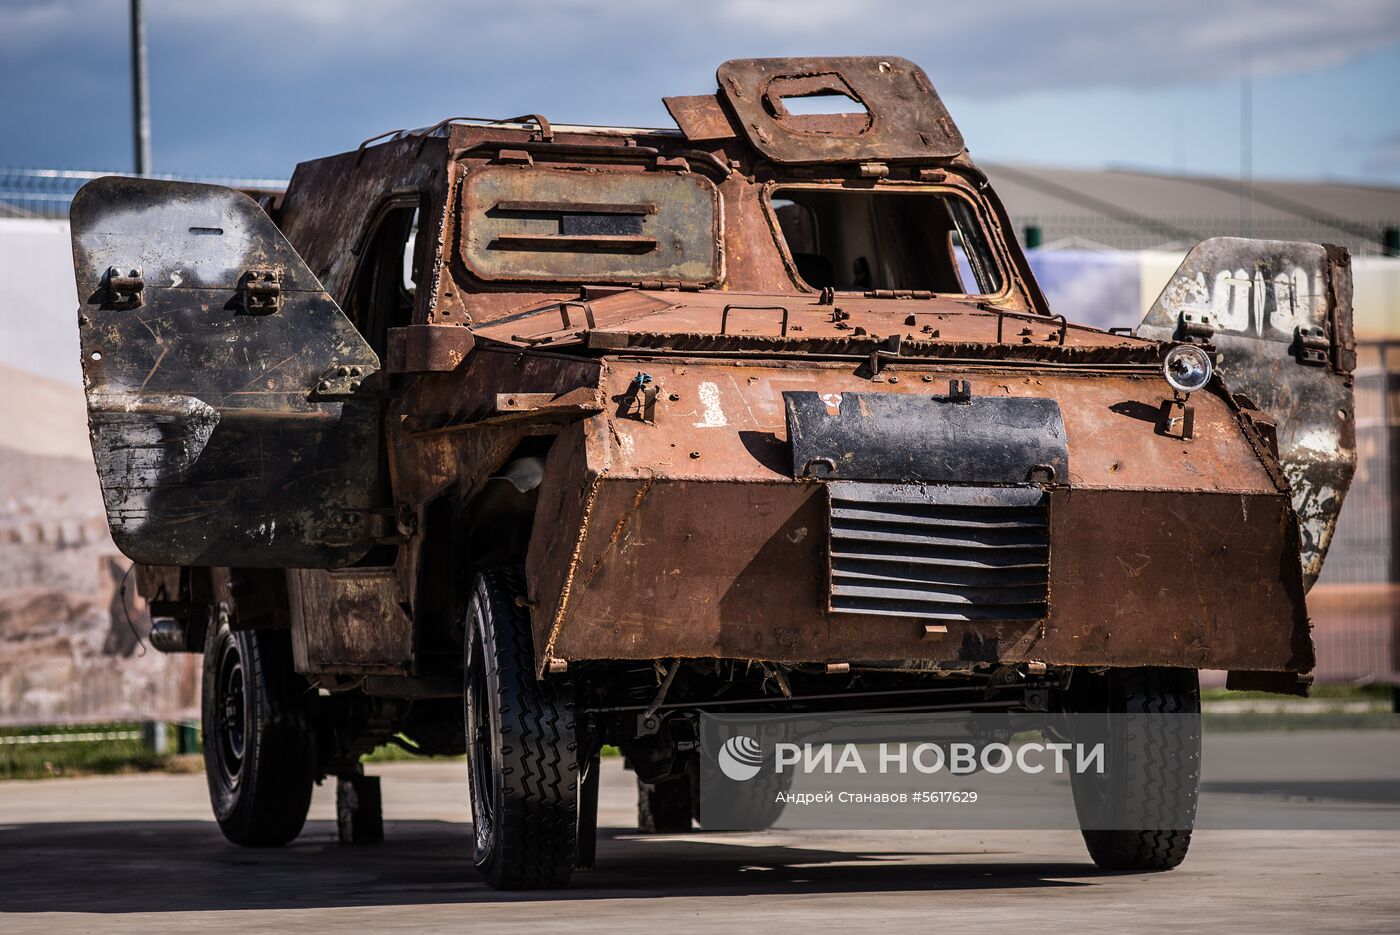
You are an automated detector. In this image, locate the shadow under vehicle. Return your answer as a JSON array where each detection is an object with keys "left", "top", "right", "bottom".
[{"left": 69, "top": 57, "right": 1356, "bottom": 888}]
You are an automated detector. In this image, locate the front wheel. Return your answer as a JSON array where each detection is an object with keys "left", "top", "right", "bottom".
[
  {"left": 1069, "top": 667, "right": 1201, "bottom": 871},
  {"left": 464, "top": 568, "right": 579, "bottom": 889},
  {"left": 201, "top": 608, "right": 316, "bottom": 847}
]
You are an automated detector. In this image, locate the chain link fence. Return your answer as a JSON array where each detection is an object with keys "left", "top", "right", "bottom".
[
  {"left": 0, "top": 168, "right": 288, "bottom": 220},
  {"left": 1311, "top": 342, "right": 1399, "bottom": 684},
  {"left": 3, "top": 167, "right": 1397, "bottom": 257},
  {"left": 1014, "top": 214, "right": 1399, "bottom": 258}
]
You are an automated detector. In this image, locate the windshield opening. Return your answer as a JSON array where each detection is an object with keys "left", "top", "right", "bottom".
[{"left": 771, "top": 188, "right": 1003, "bottom": 295}]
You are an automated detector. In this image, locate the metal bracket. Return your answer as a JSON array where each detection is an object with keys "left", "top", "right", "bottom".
[
  {"left": 1157, "top": 397, "right": 1195, "bottom": 440},
  {"left": 623, "top": 372, "right": 661, "bottom": 423},
  {"left": 864, "top": 334, "right": 904, "bottom": 378},
  {"left": 313, "top": 363, "right": 367, "bottom": 398},
  {"left": 241, "top": 268, "right": 282, "bottom": 314},
  {"left": 1176, "top": 309, "right": 1215, "bottom": 343},
  {"left": 1292, "top": 324, "right": 1329, "bottom": 366},
  {"left": 103, "top": 266, "right": 144, "bottom": 309},
  {"left": 720, "top": 304, "right": 789, "bottom": 337}
]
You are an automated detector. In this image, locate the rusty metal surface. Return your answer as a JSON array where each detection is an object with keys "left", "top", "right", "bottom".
[
  {"left": 525, "top": 357, "right": 1305, "bottom": 670},
  {"left": 70, "top": 177, "right": 382, "bottom": 568},
  {"left": 662, "top": 94, "right": 739, "bottom": 142},
  {"left": 289, "top": 567, "right": 413, "bottom": 675},
  {"left": 716, "top": 57, "right": 964, "bottom": 165},
  {"left": 385, "top": 324, "right": 475, "bottom": 374},
  {"left": 529, "top": 471, "right": 1307, "bottom": 671},
  {"left": 458, "top": 165, "right": 721, "bottom": 285},
  {"left": 75, "top": 57, "right": 1357, "bottom": 688},
  {"left": 1137, "top": 237, "right": 1357, "bottom": 588},
  {"left": 470, "top": 290, "right": 1135, "bottom": 354}
]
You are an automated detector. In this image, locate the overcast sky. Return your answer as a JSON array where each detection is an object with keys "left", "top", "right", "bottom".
[{"left": 3, "top": 0, "right": 1399, "bottom": 184}]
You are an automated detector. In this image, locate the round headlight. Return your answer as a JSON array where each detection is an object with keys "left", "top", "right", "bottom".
[{"left": 1163, "top": 344, "right": 1213, "bottom": 394}]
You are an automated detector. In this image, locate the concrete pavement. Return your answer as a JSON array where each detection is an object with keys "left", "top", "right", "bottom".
[{"left": 0, "top": 754, "right": 1397, "bottom": 933}]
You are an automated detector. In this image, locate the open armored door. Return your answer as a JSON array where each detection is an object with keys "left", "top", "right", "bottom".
[
  {"left": 71, "top": 177, "right": 382, "bottom": 568},
  {"left": 1136, "top": 237, "right": 1356, "bottom": 589}
]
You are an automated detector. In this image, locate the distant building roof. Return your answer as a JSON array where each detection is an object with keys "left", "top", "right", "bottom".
[
  {"left": 983, "top": 162, "right": 1400, "bottom": 257},
  {"left": 2, "top": 163, "right": 1397, "bottom": 255}
]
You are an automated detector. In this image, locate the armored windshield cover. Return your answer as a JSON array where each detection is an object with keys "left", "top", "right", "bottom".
[
  {"left": 715, "top": 57, "right": 965, "bottom": 165},
  {"left": 460, "top": 166, "right": 721, "bottom": 285},
  {"left": 1136, "top": 237, "right": 1357, "bottom": 589}
]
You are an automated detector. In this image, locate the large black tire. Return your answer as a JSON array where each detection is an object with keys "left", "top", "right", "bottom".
[
  {"left": 695, "top": 762, "right": 793, "bottom": 831},
  {"left": 465, "top": 568, "right": 578, "bottom": 889},
  {"left": 1070, "top": 667, "right": 1201, "bottom": 871},
  {"left": 201, "top": 609, "right": 316, "bottom": 847},
  {"left": 637, "top": 775, "right": 693, "bottom": 833}
]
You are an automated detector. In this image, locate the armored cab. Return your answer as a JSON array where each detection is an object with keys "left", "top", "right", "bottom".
[{"left": 70, "top": 57, "right": 1355, "bottom": 888}]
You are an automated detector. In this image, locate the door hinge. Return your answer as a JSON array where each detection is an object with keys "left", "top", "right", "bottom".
[
  {"left": 1293, "top": 324, "right": 1329, "bottom": 366},
  {"left": 103, "top": 266, "right": 145, "bottom": 309},
  {"left": 1176, "top": 309, "right": 1215, "bottom": 343},
  {"left": 241, "top": 268, "right": 282, "bottom": 314}
]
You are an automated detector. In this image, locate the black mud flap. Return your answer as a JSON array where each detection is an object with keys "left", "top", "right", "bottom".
[
  {"left": 1136, "top": 237, "right": 1356, "bottom": 589},
  {"left": 71, "top": 177, "right": 381, "bottom": 568},
  {"left": 783, "top": 390, "right": 1069, "bottom": 484}
]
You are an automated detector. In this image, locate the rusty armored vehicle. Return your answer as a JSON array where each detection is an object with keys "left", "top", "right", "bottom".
[{"left": 70, "top": 57, "right": 1355, "bottom": 888}]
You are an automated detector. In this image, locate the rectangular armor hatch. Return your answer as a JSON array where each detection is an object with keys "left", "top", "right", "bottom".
[{"left": 459, "top": 166, "right": 721, "bottom": 285}]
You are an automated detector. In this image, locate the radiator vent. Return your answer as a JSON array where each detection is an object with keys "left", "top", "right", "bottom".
[{"left": 827, "top": 482, "right": 1050, "bottom": 622}]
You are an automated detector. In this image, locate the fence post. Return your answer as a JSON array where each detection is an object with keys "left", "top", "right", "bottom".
[
  {"left": 176, "top": 720, "right": 200, "bottom": 755},
  {"left": 140, "top": 720, "right": 168, "bottom": 756}
]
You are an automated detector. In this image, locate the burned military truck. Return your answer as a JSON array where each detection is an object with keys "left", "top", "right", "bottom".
[{"left": 71, "top": 57, "right": 1354, "bottom": 888}]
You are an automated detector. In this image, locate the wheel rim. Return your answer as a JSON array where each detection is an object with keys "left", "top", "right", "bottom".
[
  {"left": 214, "top": 638, "right": 248, "bottom": 789},
  {"left": 466, "top": 626, "right": 496, "bottom": 855}
]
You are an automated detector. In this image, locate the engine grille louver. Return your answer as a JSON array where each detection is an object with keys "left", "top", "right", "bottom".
[{"left": 827, "top": 482, "right": 1050, "bottom": 623}]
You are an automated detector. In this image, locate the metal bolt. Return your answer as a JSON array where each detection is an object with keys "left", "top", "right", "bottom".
[
  {"left": 316, "top": 380, "right": 331, "bottom": 392},
  {"left": 668, "top": 392, "right": 680, "bottom": 401},
  {"left": 348, "top": 380, "right": 361, "bottom": 391},
  {"left": 689, "top": 451, "right": 701, "bottom": 459}
]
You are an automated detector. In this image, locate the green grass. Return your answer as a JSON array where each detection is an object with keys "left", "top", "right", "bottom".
[
  {"left": 0, "top": 722, "right": 201, "bottom": 781},
  {"left": 1201, "top": 682, "right": 1397, "bottom": 732},
  {"left": 363, "top": 740, "right": 620, "bottom": 763},
  {"left": 6, "top": 687, "right": 1393, "bottom": 781},
  {"left": 1201, "top": 683, "right": 1394, "bottom": 704}
]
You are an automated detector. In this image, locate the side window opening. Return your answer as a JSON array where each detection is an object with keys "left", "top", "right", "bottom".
[
  {"left": 771, "top": 188, "right": 1003, "bottom": 296},
  {"left": 350, "top": 204, "right": 420, "bottom": 358}
]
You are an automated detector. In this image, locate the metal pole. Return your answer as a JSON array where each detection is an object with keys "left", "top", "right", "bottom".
[
  {"left": 1239, "top": 36, "right": 1252, "bottom": 239},
  {"left": 130, "top": 0, "right": 151, "bottom": 176}
]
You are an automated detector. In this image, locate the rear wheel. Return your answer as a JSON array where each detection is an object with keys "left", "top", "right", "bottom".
[
  {"left": 637, "top": 775, "right": 693, "bottom": 833},
  {"left": 695, "top": 761, "right": 792, "bottom": 831},
  {"left": 1069, "top": 667, "right": 1201, "bottom": 871},
  {"left": 465, "top": 568, "right": 578, "bottom": 889},
  {"left": 201, "top": 608, "right": 316, "bottom": 847}
]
